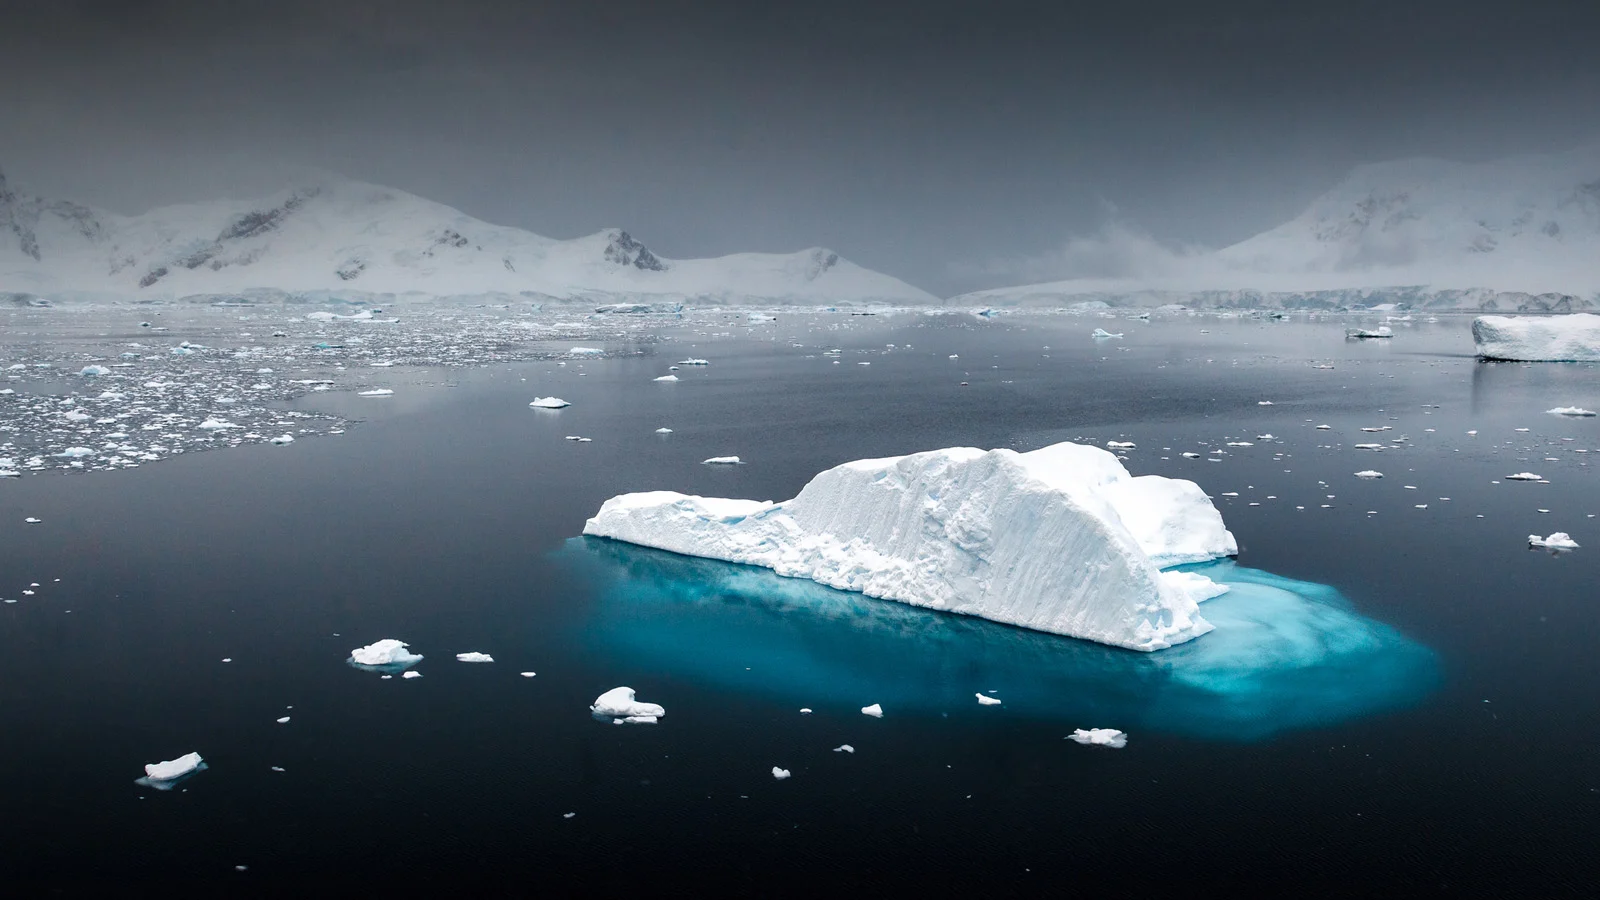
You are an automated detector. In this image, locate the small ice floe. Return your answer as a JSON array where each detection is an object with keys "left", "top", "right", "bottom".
[
  {"left": 771, "top": 767, "right": 791, "bottom": 780},
  {"left": 1068, "top": 728, "right": 1128, "bottom": 748},
  {"left": 402, "top": 671, "right": 422, "bottom": 679},
  {"left": 1316, "top": 424, "right": 1331, "bottom": 430},
  {"left": 799, "top": 708, "right": 813, "bottom": 715},
  {"left": 198, "top": 418, "right": 236, "bottom": 431},
  {"left": 833, "top": 744, "right": 855, "bottom": 753},
  {"left": 1256, "top": 434, "right": 1276, "bottom": 440},
  {"left": 1529, "top": 532, "right": 1579, "bottom": 550},
  {"left": 1181, "top": 452, "right": 1201, "bottom": 459},
  {"left": 1226, "top": 441, "right": 1253, "bottom": 447},
  {"left": 1257, "top": 401, "right": 1273, "bottom": 406},
  {"left": 590, "top": 686, "right": 665, "bottom": 724},
  {"left": 520, "top": 671, "right": 536, "bottom": 678},
  {"left": 62, "top": 410, "right": 92, "bottom": 423},
  {"left": 1346, "top": 326, "right": 1393, "bottom": 339},
  {"left": 569, "top": 347, "right": 603, "bottom": 356},
  {"left": 55, "top": 447, "right": 95, "bottom": 458},
  {"left": 861, "top": 703, "right": 884, "bottom": 718},
  {"left": 678, "top": 358, "right": 710, "bottom": 366},
  {"left": 276, "top": 716, "right": 291, "bottom": 724},
  {"left": 564, "top": 435, "right": 592, "bottom": 442},
  {"left": 455, "top": 651, "right": 494, "bottom": 663},
  {"left": 1354, "top": 470, "right": 1384, "bottom": 479},
  {"left": 976, "top": 693, "right": 1002, "bottom": 706},
  {"left": 269, "top": 434, "right": 295, "bottom": 445},
  {"left": 655, "top": 427, "right": 673, "bottom": 434},
  {"left": 348, "top": 639, "right": 423, "bottom": 671},
  {"left": 1361, "top": 426, "right": 1392, "bottom": 433},
  {"left": 78, "top": 365, "right": 111, "bottom": 376},
  {"left": 529, "top": 397, "right": 571, "bottom": 409},
  {"left": 137, "top": 752, "right": 207, "bottom": 790},
  {"left": 1548, "top": 407, "right": 1596, "bottom": 417},
  {"left": 358, "top": 389, "right": 394, "bottom": 397},
  {"left": 1091, "top": 328, "right": 1123, "bottom": 339},
  {"left": 1106, "top": 441, "right": 1135, "bottom": 450},
  {"left": 1505, "top": 472, "right": 1544, "bottom": 481},
  {"left": 702, "top": 456, "right": 741, "bottom": 465},
  {"left": 653, "top": 374, "right": 679, "bottom": 382},
  {"left": 1354, "top": 443, "right": 1384, "bottom": 450}
]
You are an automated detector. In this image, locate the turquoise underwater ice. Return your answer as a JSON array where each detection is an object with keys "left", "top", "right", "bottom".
[{"left": 563, "top": 538, "right": 1437, "bottom": 741}]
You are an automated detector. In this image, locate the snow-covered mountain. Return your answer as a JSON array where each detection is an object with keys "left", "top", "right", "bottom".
[
  {"left": 0, "top": 170, "right": 937, "bottom": 305},
  {"left": 955, "top": 143, "right": 1600, "bottom": 310}
]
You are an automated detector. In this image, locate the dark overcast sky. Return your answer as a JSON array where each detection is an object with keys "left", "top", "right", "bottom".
[{"left": 2, "top": 0, "right": 1597, "bottom": 294}]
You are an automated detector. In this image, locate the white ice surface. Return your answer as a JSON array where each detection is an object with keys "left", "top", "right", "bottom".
[
  {"left": 590, "top": 686, "right": 665, "bottom": 721},
  {"left": 455, "top": 652, "right": 494, "bottom": 663},
  {"left": 1529, "top": 532, "right": 1579, "bottom": 550},
  {"left": 584, "top": 442, "right": 1236, "bottom": 651},
  {"left": 349, "top": 639, "right": 423, "bottom": 667},
  {"left": 1068, "top": 728, "right": 1128, "bottom": 748},
  {"left": 529, "top": 397, "right": 571, "bottom": 409},
  {"left": 144, "top": 751, "right": 205, "bottom": 781},
  {"left": 1475, "top": 315, "right": 1600, "bottom": 362}
]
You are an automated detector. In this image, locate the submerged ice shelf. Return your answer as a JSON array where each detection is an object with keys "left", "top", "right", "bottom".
[
  {"left": 585, "top": 442, "right": 1238, "bottom": 651},
  {"left": 561, "top": 540, "right": 1438, "bottom": 741}
]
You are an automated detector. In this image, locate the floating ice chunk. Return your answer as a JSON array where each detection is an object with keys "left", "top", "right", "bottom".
[
  {"left": 1257, "top": 401, "right": 1273, "bottom": 406},
  {"left": 1354, "top": 443, "right": 1384, "bottom": 450},
  {"left": 833, "top": 744, "right": 855, "bottom": 753},
  {"left": 976, "top": 693, "right": 1002, "bottom": 706},
  {"left": 276, "top": 716, "right": 291, "bottom": 724},
  {"left": 1068, "top": 728, "right": 1127, "bottom": 748},
  {"left": 199, "top": 418, "right": 236, "bottom": 431},
  {"left": 359, "top": 389, "right": 394, "bottom": 396},
  {"left": 771, "top": 767, "right": 791, "bottom": 780},
  {"left": 24, "top": 517, "right": 41, "bottom": 524},
  {"left": 799, "top": 708, "right": 812, "bottom": 714},
  {"left": 1505, "top": 473, "right": 1544, "bottom": 481},
  {"left": 1529, "top": 532, "right": 1579, "bottom": 550},
  {"left": 78, "top": 365, "right": 111, "bottom": 376},
  {"left": 269, "top": 434, "right": 295, "bottom": 445},
  {"left": 529, "top": 397, "right": 571, "bottom": 409},
  {"left": 702, "top": 456, "right": 741, "bottom": 465},
  {"left": 1256, "top": 434, "right": 1276, "bottom": 440},
  {"left": 55, "top": 447, "right": 95, "bottom": 458},
  {"left": 1547, "top": 407, "right": 1596, "bottom": 417},
  {"left": 678, "top": 358, "right": 710, "bottom": 366},
  {"left": 1181, "top": 452, "right": 1201, "bottom": 459},
  {"left": 569, "top": 347, "right": 603, "bottom": 356},
  {"left": 1346, "top": 326, "right": 1393, "bottom": 339},
  {"left": 655, "top": 428, "right": 673, "bottom": 434},
  {"left": 590, "top": 686, "right": 665, "bottom": 720},
  {"left": 1091, "top": 328, "right": 1123, "bottom": 339},
  {"left": 653, "top": 375, "right": 679, "bottom": 382},
  {"left": 1354, "top": 470, "right": 1384, "bottom": 479},
  {"left": 62, "top": 410, "right": 92, "bottom": 422},
  {"left": 861, "top": 703, "right": 884, "bottom": 718},
  {"left": 349, "top": 639, "right": 423, "bottom": 669},
  {"left": 455, "top": 651, "right": 494, "bottom": 663},
  {"left": 1474, "top": 314, "right": 1600, "bottom": 361},
  {"left": 402, "top": 671, "right": 422, "bottom": 679},
  {"left": 586, "top": 442, "right": 1235, "bottom": 650},
  {"left": 520, "top": 671, "right": 536, "bottom": 677},
  {"left": 138, "top": 752, "right": 207, "bottom": 788},
  {"left": 1106, "top": 441, "right": 1135, "bottom": 449}
]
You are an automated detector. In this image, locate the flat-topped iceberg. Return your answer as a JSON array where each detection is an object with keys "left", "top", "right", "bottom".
[
  {"left": 1474, "top": 314, "right": 1600, "bottom": 361},
  {"left": 136, "top": 751, "right": 207, "bottom": 789},
  {"left": 583, "top": 442, "right": 1238, "bottom": 651}
]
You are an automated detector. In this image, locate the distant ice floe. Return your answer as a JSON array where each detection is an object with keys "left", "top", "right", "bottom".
[
  {"left": 653, "top": 375, "right": 679, "bottom": 382},
  {"left": 1091, "top": 328, "right": 1123, "bottom": 339},
  {"left": 1346, "top": 326, "right": 1393, "bottom": 339},
  {"left": 1354, "top": 470, "right": 1384, "bottom": 479},
  {"left": 1505, "top": 472, "right": 1545, "bottom": 481},
  {"left": 585, "top": 441, "right": 1236, "bottom": 651},
  {"left": 1529, "top": 532, "right": 1579, "bottom": 550},
  {"left": 78, "top": 365, "right": 110, "bottom": 376},
  {"left": 678, "top": 358, "right": 710, "bottom": 366},
  {"left": 833, "top": 744, "right": 854, "bottom": 753},
  {"left": 136, "top": 751, "right": 207, "bottom": 789},
  {"left": 655, "top": 428, "right": 673, "bottom": 434},
  {"left": 701, "top": 456, "right": 741, "bottom": 465},
  {"left": 349, "top": 639, "right": 423, "bottom": 672},
  {"left": 529, "top": 397, "right": 571, "bottom": 409},
  {"left": 569, "top": 347, "right": 603, "bottom": 356},
  {"left": 1068, "top": 728, "right": 1128, "bottom": 748},
  {"left": 771, "top": 767, "right": 791, "bottom": 780},
  {"left": 455, "top": 651, "right": 494, "bottom": 663},
  {"left": 590, "top": 686, "right": 665, "bottom": 724},
  {"left": 976, "top": 693, "right": 1002, "bottom": 706},
  {"left": 1474, "top": 314, "right": 1600, "bottom": 361},
  {"left": 1547, "top": 406, "right": 1596, "bottom": 417},
  {"left": 1106, "top": 441, "right": 1135, "bottom": 449},
  {"left": 359, "top": 389, "right": 394, "bottom": 396},
  {"left": 270, "top": 434, "right": 295, "bottom": 445},
  {"left": 861, "top": 703, "right": 884, "bottom": 718}
]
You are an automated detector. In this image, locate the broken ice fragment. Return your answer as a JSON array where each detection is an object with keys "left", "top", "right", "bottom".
[
  {"left": 1529, "top": 532, "right": 1579, "bottom": 550},
  {"left": 349, "top": 639, "right": 423, "bottom": 670},
  {"left": 455, "top": 651, "right": 494, "bottom": 663},
  {"left": 702, "top": 456, "right": 741, "bottom": 465},
  {"left": 861, "top": 703, "right": 884, "bottom": 718},
  {"left": 976, "top": 694, "right": 1002, "bottom": 706},
  {"left": 771, "top": 767, "right": 791, "bottom": 780},
  {"left": 137, "top": 752, "right": 206, "bottom": 789},
  {"left": 1068, "top": 728, "right": 1128, "bottom": 748},
  {"left": 529, "top": 397, "right": 570, "bottom": 409},
  {"left": 590, "top": 686, "right": 665, "bottom": 721}
]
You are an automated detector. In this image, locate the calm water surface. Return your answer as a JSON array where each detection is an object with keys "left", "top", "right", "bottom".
[{"left": 1, "top": 312, "right": 1596, "bottom": 893}]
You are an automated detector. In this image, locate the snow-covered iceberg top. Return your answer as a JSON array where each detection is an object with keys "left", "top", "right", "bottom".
[
  {"left": 590, "top": 686, "right": 665, "bottom": 724},
  {"left": 349, "top": 638, "right": 423, "bottom": 668},
  {"left": 583, "top": 442, "right": 1239, "bottom": 651},
  {"left": 1474, "top": 314, "right": 1600, "bottom": 361}
]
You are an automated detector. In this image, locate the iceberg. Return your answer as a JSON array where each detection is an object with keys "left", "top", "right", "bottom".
[
  {"left": 1346, "top": 326, "right": 1393, "bottom": 339},
  {"left": 701, "top": 456, "right": 741, "bottom": 465},
  {"left": 1547, "top": 406, "right": 1596, "bottom": 417},
  {"left": 1091, "top": 328, "right": 1123, "bottom": 339},
  {"left": 529, "top": 397, "right": 571, "bottom": 409},
  {"left": 137, "top": 751, "right": 207, "bottom": 789},
  {"left": 861, "top": 703, "right": 884, "bottom": 718},
  {"left": 1474, "top": 314, "right": 1600, "bottom": 361},
  {"left": 590, "top": 686, "right": 665, "bottom": 723},
  {"left": 1529, "top": 532, "right": 1579, "bottom": 550},
  {"left": 771, "top": 767, "right": 792, "bottom": 780},
  {"left": 653, "top": 375, "right": 679, "bottom": 382},
  {"left": 976, "top": 693, "right": 1002, "bottom": 706},
  {"left": 349, "top": 639, "right": 423, "bottom": 669},
  {"left": 1068, "top": 728, "right": 1128, "bottom": 748},
  {"left": 78, "top": 365, "right": 111, "bottom": 376},
  {"left": 585, "top": 442, "right": 1237, "bottom": 651},
  {"left": 455, "top": 651, "right": 494, "bottom": 663}
]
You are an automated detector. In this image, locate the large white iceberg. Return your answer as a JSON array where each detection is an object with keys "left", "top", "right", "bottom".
[
  {"left": 349, "top": 639, "right": 423, "bottom": 668},
  {"left": 583, "top": 442, "right": 1238, "bottom": 651},
  {"left": 590, "top": 686, "right": 665, "bottom": 723},
  {"left": 1474, "top": 314, "right": 1600, "bottom": 361}
]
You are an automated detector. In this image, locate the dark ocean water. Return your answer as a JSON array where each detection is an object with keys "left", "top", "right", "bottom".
[{"left": 1, "top": 312, "right": 1597, "bottom": 894}]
